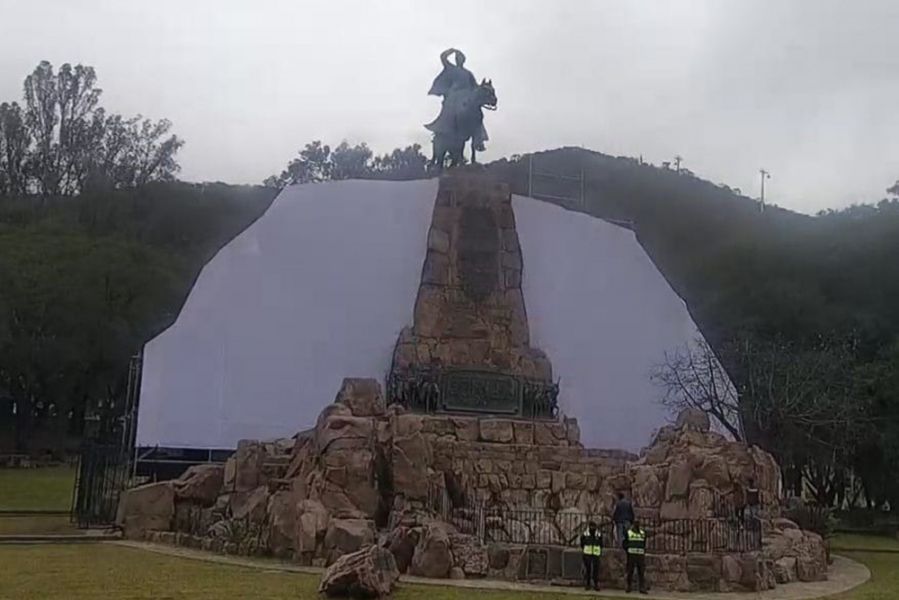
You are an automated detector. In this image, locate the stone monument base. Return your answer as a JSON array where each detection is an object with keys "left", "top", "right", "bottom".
[{"left": 119, "top": 378, "right": 828, "bottom": 592}]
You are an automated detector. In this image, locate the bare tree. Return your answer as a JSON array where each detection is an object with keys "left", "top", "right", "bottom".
[{"left": 652, "top": 338, "right": 744, "bottom": 440}]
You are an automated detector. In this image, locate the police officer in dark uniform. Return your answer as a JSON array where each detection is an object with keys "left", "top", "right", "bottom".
[
  {"left": 625, "top": 519, "right": 648, "bottom": 594},
  {"left": 580, "top": 520, "right": 603, "bottom": 591}
]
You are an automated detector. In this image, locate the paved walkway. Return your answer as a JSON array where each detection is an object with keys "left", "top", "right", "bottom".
[
  {"left": 110, "top": 541, "right": 870, "bottom": 600},
  {"left": 0, "top": 530, "right": 120, "bottom": 544}
]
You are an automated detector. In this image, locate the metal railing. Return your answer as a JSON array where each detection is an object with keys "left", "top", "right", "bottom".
[
  {"left": 71, "top": 443, "right": 131, "bottom": 528},
  {"left": 482, "top": 508, "right": 761, "bottom": 553},
  {"left": 422, "top": 479, "right": 760, "bottom": 554}
]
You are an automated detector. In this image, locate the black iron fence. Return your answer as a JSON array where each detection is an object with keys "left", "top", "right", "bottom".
[
  {"left": 71, "top": 352, "right": 142, "bottom": 528},
  {"left": 423, "top": 481, "right": 761, "bottom": 554},
  {"left": 71, "top": 443, "right": 130, "bottom": 528},
  {"left": 482, "top": 508, "right": 761, "bottom": 553}
]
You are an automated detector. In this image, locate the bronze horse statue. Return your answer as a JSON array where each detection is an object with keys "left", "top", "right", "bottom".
[{"left": 429, "top": 79, "right": 497, "bottom": 170}]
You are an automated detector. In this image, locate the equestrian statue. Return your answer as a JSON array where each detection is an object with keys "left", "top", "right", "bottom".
[{"left": 425, "top": 48, "right": 497, "bottom": 170}]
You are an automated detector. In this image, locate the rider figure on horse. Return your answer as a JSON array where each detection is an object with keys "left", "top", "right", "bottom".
[{"left": 425, "top": 48, "right": 489, "bottom": 153}]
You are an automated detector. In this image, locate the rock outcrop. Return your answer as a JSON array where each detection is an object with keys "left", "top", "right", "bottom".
[
  {"left": 124, "top": 382, "right": 828, "bottom": 593},
  {"left": 762, "top": 519, "right": 828, "bottom": 582}
]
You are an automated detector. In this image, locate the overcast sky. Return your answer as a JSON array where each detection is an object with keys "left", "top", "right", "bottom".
[{"left": 2, "top": 0, "right": 898, "bottom": 213}]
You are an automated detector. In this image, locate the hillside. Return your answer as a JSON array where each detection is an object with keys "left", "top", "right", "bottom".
[
  {"left": 0, "top": 183, "right": 277, "bottom": 451},
  {"left": 486, "top": 149, "right": 899, "bottom": 352},
  {"left": 2, "top": 149, "right": 899, "bottom": 456}
]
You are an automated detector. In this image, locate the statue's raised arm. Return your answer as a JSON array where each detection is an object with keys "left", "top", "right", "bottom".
[{"left": 440, "top": 48, "right": 457, "bottom": 68}]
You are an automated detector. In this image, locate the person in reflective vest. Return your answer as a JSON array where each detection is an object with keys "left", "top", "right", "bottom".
[
  {"left": 580, "top": 520, "right": 603, "bottom": 591},
  {"left": 625, "top": 519, "right": 648, "bottom": 594}
]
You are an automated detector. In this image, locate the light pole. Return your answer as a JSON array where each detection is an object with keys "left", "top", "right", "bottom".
[
  {"left": 759, "top": 169, "right": 771, "bottom": 212},
  {"left": 674, "top": 155, "right": 683, "bottom": 173}
]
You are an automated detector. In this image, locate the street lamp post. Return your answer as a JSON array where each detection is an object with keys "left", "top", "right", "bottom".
[{"left": 759, "top": 169, "right": 771, "bottom": 212}]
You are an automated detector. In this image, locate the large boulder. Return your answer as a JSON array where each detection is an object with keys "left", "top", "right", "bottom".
[
  {"left": 324, "top": 519, "right": 376, "bottom": 564},
  {"left": 296, "top": 499, "right": 330, "bottom": 555},
  {"left": 773, "top": 557, "right": 797, "bottom": 584},
  {"left": 317, "top": 414, "right": 374, "bottom": 454},
  {"left": 391, "top": 429, "right": 432, "bottom": 500},
  {"left": 224, "top": 441, "right": 267, "bottom": 492},
  {"left": 411, "top": 522, "right": 454, "bottom": 578},
  {"left": 266, "top": 490, "right": 296, "bottom": 558},
  {"left": 665, "top": 459, "right": 692, "bottom": 500},
  {"left": 174, "top": 464, "right": 224, "bottom": 505},
  {"left": 386, "top": 526, "right": 420, "bottom": 573},
  {"left": 794, "top": 531, "right": 828, "bottom": 582},
  {"left": 675, "top": 408, "right": 711, "bottom": 432},
  {"left": 697, "top": 455, "right": 731, "bottom": 491},
  {"left": 631, "top": 465, "right": 662, "bottom": 507},
  {"left": 319, "top": 545, "right": 399, "bottom": 598},
  {"left": 688, "top": 480, "right": 716, "bottom": 518},
  {"left": 316, "top": 446, "right": 380, "bottom": 518},
  {"left": 336, "top": 378, "right": 386, "bottom": 418},
  {"left": 230, "top": 485, "right": 269, "bottom": 521},
  {"left": 116, "top": 481, "right": 175, "bottom": 539}
]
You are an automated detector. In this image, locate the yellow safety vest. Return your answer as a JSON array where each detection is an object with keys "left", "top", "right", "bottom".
[
  {"left": 626, "top": 529, "right": 646, "bottom": 555},
  {"left": 582, "top": 530, "right": 602, "bottom": 556}
]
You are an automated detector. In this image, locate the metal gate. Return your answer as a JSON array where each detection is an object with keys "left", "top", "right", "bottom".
[
  {"left": 71, "top": 443, "right": 130, "bottom": 527},
  {"left": 71, "top": 352, "right": 142, "bottom": 527}
]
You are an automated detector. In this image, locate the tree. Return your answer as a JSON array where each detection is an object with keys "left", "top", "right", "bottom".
[
  {"left": 0, "top": 182, "right": 278, "bottom": 453},
  {"left": 654, "top": 332, "right": 875, "bottom": 505},
  {"left": 652, "top": 338, "right": 743, "bottom": 440},
  {"left": 0, "top": 61, "right": 183, "bottom": 196},
  {"left": 371, "top": 144, "right": 428, "bottom": 180},
  {"left": 23, "top": 61, "right": 102, "bottom": 195},
  {"left": 264, "top": 141, "right": 332, "bottom": 187},
  {"left": 264, "top": 140, "right": 429, "bottom": 187},
  {"left": 330, "top": 141, "right": 373, "bottom": 180},
  {"left": 730, "top": 335, "right": 871, "bottom": 504},
  {"left": 87, "top": 116, "right": 183, "bottom": 190},
  {"left": 852, "top": 341, "right": 899, "bottom": 509},
  {"left": 0, "top": 102, "right": 29, "bottom": 196}
]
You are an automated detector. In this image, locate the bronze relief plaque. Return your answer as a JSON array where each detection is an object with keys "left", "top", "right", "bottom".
[{"left": 440, "top": 369, "right": 521, "bottom": 414}]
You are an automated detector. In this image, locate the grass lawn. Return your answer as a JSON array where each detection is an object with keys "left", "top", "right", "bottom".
[
  {"left": 0, "top": 515, "right": 79, "bottom": 535},
  {"left": 831, "top": 533, "right": 899, "bottom": 552},
  {"left": 0, "top": 540, "right": 897, "bottom": 600},
  {"left": 828, "top": 552, "right": 899, "bottom": 600},
  {"left": 0, "top": 467, "right": 76, "bottom": 511}
]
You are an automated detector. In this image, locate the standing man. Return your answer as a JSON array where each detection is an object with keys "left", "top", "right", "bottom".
[
  {"left": 580, "top": 520, "right": 603, "bottom": 591},
  {"left": 625, "top": 519, "right": 648, "bottom": 594},
  {"left": 613, "top": 492, "right": 635, "bottom": 547},
  {"left": 746, "top": 477, "right": 762, "bottom": 546},
  {"left": 746, "top": 478, "right": 761, "bottom": 521},
  {"left": 733, "top": 479, "right": 747, "bottom": 521}
]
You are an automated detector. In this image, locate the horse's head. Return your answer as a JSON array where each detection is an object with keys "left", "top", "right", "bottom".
[{"left": 478, "top": 78, "right": 497, "bottom": 111}]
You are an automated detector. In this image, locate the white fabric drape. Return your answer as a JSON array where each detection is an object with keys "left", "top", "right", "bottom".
[{"left": 137, "top": 180, "right": 711, "bottom": 451}]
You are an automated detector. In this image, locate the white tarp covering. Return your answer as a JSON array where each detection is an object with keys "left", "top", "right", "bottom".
[{"left": 137, "top": 179, "right": 704, "bottom": 451}]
